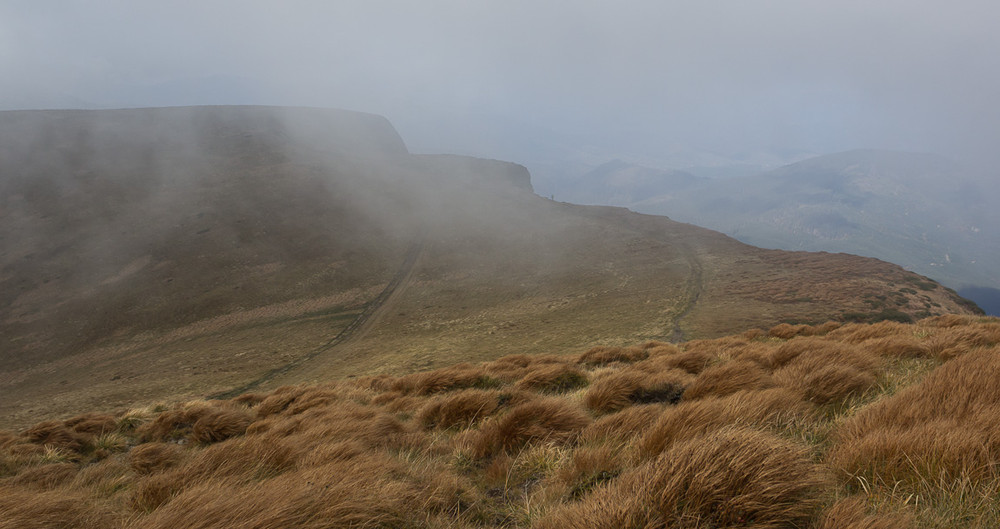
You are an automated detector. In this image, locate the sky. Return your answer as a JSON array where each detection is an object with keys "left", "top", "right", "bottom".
[{"left": 2, "top": 1, "right": 1000, "bottom": 177}]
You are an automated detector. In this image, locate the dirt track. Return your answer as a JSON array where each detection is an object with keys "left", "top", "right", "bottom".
[{"left": 210, "top": 241, "right": 424, "bottom": 399}]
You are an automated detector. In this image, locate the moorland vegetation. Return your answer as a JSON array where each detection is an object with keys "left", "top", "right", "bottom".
[{"left": 3, "top": 314, "right": 1000, "bottom": 528}]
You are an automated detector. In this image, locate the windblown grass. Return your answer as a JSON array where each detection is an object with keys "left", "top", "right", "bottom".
[{"left": 2, "top": 315, "right": 998, "bottom": 528}]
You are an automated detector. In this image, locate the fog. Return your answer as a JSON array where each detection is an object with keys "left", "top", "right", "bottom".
[{"left": 2, "top": 1, "right": 999, "bottom": 186}]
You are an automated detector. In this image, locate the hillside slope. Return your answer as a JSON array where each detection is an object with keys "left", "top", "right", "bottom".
[
  {"left": 0, "top": 107, "right": 978, "bottom": 429},
  {"left": 584, "top": 151, "right": 1000, "bottom": 304}
]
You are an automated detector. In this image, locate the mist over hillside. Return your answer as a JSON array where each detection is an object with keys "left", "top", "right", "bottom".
[
  {"left": 561, "top": 149, "right": 1000, "bottom": 314},
  {"left": 0, "top": 106, "right": 977, "bottom": 428}
]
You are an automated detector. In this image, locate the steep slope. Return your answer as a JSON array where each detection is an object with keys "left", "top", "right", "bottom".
[{"left": 0, "top": 108, "right": 977, "bottom": 429}]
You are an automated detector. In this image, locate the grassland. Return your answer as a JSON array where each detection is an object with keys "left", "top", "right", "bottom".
[{"left": 3, "top": 314, "right": 999, "bottom": 528}]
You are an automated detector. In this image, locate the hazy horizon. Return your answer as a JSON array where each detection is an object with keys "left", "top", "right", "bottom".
[{"left": 2, "top": 1, "right": 999, "bottom": 180}]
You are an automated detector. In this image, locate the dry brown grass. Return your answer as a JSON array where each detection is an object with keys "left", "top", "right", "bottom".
[
  {"left": 775, "top": 363, "right": 876, "bottom": 404},
  {"left": 584, "top": 369, "right": 688, "bottom": 413},
  {"left": 469, "top": 397, "right": 590, "bottom": 459},
  {"left": 22, "top": 421, "right": 87, "bottom": 452},
  {"left": 581, "top": 403, "right": 666, "bottom": 443},
  {"left": 769, "top": 322, "right": 814, "bottom": 339},
  {"left": 190, "top": 408, "right": 252, "bottom": 443},
  {"left": 514, "top": 363, "right": 588, "bottom": 393},
  {"left": 864, "top": 335, "right": 932, "bottom": 359},
  {"left": 136, "top": 402, "right": 217, "bottom": 442},
  {"left": 540, "top": 427, "right": 830, "bottom": 529},
  {"left": 682, "top": 359, "right": 774, "bottom": 400},
  {"left": 552, "top": 443, "right": 629, "bottom": 500},
  {"left": 5, "top": 317, "right": 1000, "bottom": 528},
  {"left": 656, "top": 348, "right": 715, "bottom": 374},
  {"left": 830, "top": 346, "right": 1000, "bottom": 485},
  {"left": 577, "top": 345, "right": 648, "bottom": 366},
  {"left": 0, "top": 487, "right": 115, "bottom": 529},
  {"left": 63, "top": 413, "right": 117, "bottom": 436},
  {"left": 417, "top": 389, "right": 519, "bottom": 430},
  {"left": 817, "top": 496, "right": 914, "bottom": 529},
  {"left": 828, "top": 320, "right": 913, "bottom": 343},
  {"left": 7, "top": 462, "right": 78, "bottom": 490},
  {"left": 389, "top": 363, "right": 499, "bottom": 395},
  {"left": 129, "top": 443, "right": 184, "bottom": 474},
  {"left": 640, "top": 388, "right": 814, "bottom": 457}
]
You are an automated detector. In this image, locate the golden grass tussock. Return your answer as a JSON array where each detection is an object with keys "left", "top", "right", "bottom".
[
  {"left": 769, "top": 322, "right": 814, "bottom": 339},
  {"left": 864, "top": 335, "right": 932, "bottom": 359},
  {"left": 482, "top": 353, "right": 570, "bottom": 382},
  {"left": 179, "top": 435, "right": 298, "bottom": 483},
  {"left": 581, "top": 403, "right": 666, "bottom": 443},
  {"left": 682, "top": 359, "right": 774, "bottom": 400},
  {"left": 640, "top": 388, "right": 813, "bottom": 457},
  {"left": 190, "top": 408, "right": 252, "bottom": 443},
  {"left": 817, "top": 497, "right": 914, "bottom": 529},
  {"left": 828, "top": 320, "right": 913, "bottom": 343},
  {"left": 917, "top": 322, "right": 1000, "bottom": 360},
  {"left": 137, "top": 453, "right": 470, "bottom": 529},
  {"left": 131, "top": 469, "right": 186, "bottom": 512},
  {"left": 813, "top": 321, "right": 844, "bottom": 334},
  {"left": 577, "top": 345, "right": 648, "bottom": 366},
  {"left": 659, "top": 348, "right": 715, "bottom": 374},
  {"left": 254, "top": 385, "right": 311, "bottom": 417},
  {"left": 417, "top": 389, "right": 525, "bottom": 430},
  {"left": 648, "top": 427, "right": 831, "bottom": 527},
  {"left": 920, "top": 313, "right": 979, "bottom": 328},
  {"left": 63, "top": 413, "right": 117, "bottom": 436},
  {"left": 470, "top": 397, "right": 590, "bottom": 459},
  {"left": 8, "top": 462, "right": 78, "bottom": 490},
  {"left": 129, "top": 442, "right": 184, "bottom": 474},
  {"left": 540, "top": 427, "right": 830, "bottom": 529},
  {"left": 514, "top": 363, "right": 588, "bottom": 393},
  {"left": 369, "top": 390, "right": 426, "bottom": 414},
  {"left": 389, "top": 363, "right": 497, "bottom": 395},
  {"left": 136, "top": 402, "right": 217, "bottom": 442},
  {"left": 768, "top": 337, "right": 875, "bottom": 372},
  {"left": 945, "top": 322, "right": 1000, "bottom": 349},
  {"left": 70, "top": 456, "right": 132, "bottom": 496},
  {"left": 829, "top": 346, "right": 1000, "bottom": 485},
  {"left": 0, "top": 487, "right": 115, "bottom": 529},
  {"left": 230, "top": 392, "right": 268, "bottom": 406},
  {"left": 22, "top": 420, "right": 87, "bottom": 453},
  {"left": 774, "top": 363, "right": 876, "bottom": 405},
  {"left": 584, "top": 369, "right": 687, "bottom": 413},
  {"left": 554, "top": 443, "right": 628, "bottom": 500},
  {"left": 0, "top": 430, "right": 19, "bottom": 447},
  {"left": 304, "top": 405, "right": 418, "bottom": 450}
]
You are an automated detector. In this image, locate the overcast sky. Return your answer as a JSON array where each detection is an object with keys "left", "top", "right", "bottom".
[{"left": 3, "top": 1, "right": 999, "bottom": 173}]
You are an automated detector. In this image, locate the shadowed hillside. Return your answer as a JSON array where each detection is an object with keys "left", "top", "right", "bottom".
[
  {"left": 2, "top": 315, "right": 999, "bottom": 528},
  {"left": 0, "top": 107, "right": 979, "bottom": 429}
]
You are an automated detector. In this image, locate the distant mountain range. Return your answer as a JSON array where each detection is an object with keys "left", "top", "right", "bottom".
[{"left": 567, "top": 150, "right": 999, "bottom": 315}]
